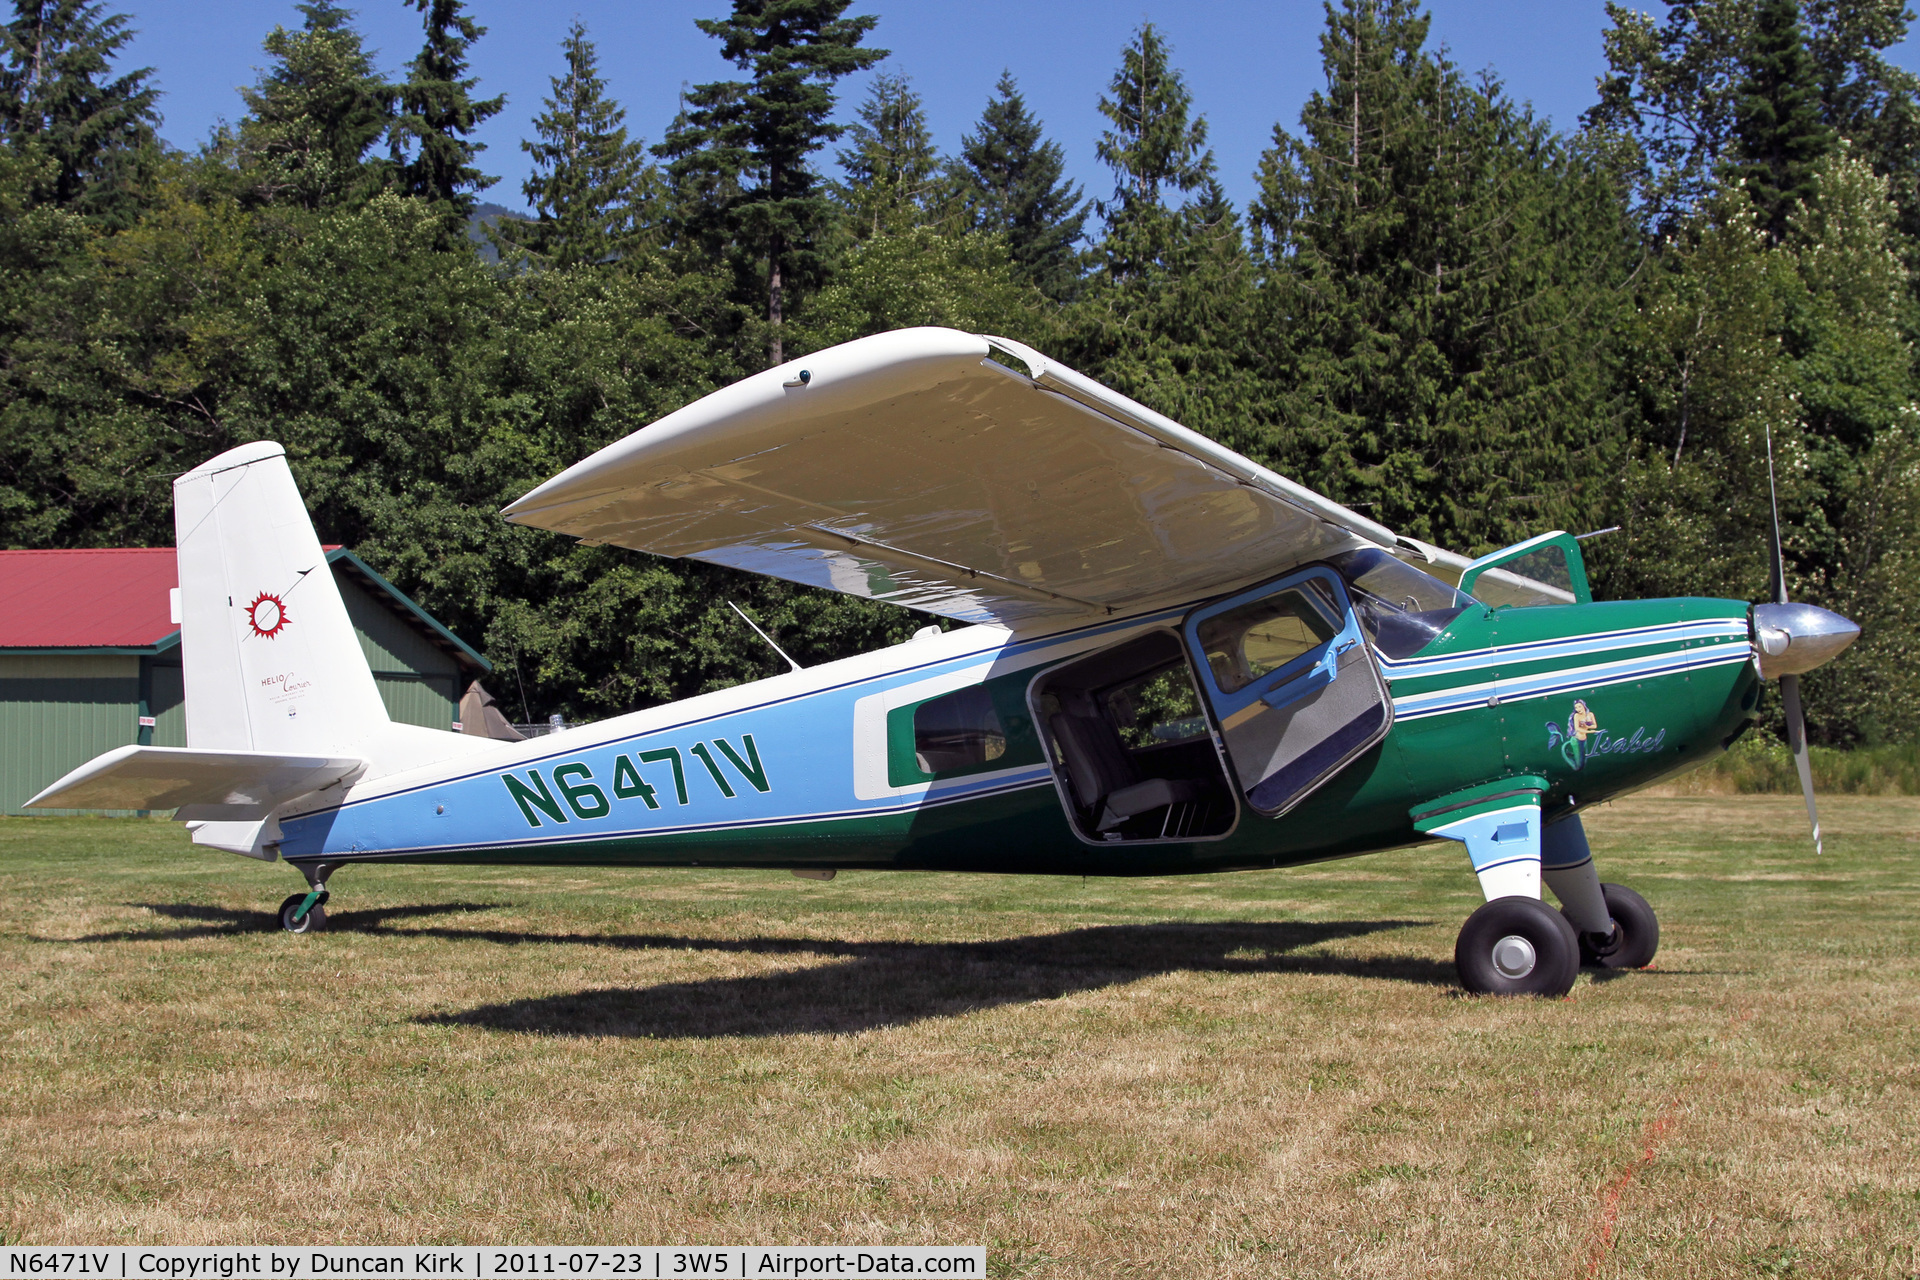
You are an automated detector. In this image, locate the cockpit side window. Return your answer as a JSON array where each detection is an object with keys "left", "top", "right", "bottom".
[
  {"left": 1193, "top": 588, "right": 1339, "bottom": 693},
  {"left": 1330, "top": 548, "right": 1473, "bottom": 660}
]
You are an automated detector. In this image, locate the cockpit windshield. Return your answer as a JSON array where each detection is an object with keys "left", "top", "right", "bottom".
[{"left": 1329, "top": 548, "right": 1473, "bottom": 660}]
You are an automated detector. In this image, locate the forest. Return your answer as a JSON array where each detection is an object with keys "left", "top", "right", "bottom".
[{"left": 1, "top": 0, "right": 1916, "bottom": 746}]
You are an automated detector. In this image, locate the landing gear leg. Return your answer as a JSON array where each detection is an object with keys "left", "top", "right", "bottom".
[
  {"left": 1543, "top": 814, "right": 1610, "bottom": 932},
  {"left": 1416, "top": 781, "right": 1577, "bottom": 996},
  {"left": 278, "top": 862, "right": 339, "bottom": 935},
  {"left": 1576, "top": 883, "right": 1659, "bottom": 970},
  {"left": 1543, "top": 815, "right": 1659, "bottom": 969}
]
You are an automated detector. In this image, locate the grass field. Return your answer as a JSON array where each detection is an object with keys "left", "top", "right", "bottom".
[{"left": 2, "top": 796, "right": 1917, "bottom": 1278}]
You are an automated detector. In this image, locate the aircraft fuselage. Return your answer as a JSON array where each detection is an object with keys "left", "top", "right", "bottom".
[{"left": 275, "top": 591, "right": 1759, "bottom": 879}]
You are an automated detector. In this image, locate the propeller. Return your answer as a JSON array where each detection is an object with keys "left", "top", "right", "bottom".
[{"left": 1752, "top": 425, "right": 1859, "bottom": 855}]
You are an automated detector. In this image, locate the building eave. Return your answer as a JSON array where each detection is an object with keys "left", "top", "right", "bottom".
[
  {"left": 323, "top": 548, "right": 492, "bottom": 676},
  {"left": 0, "top": 633, "right": 181, "bottom": 657}
]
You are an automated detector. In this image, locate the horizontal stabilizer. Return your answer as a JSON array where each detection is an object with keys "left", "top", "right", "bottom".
[{"left": 25, "top": 745, "right": 365, "bottom": 818}]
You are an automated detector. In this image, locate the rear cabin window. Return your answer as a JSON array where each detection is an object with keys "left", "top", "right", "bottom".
[
  {"left": 1195, "top": 588, "right": 1338, "bottom": 693},
  {"left": 913, "top": 684, "right": 1006, "bottom": 774}
]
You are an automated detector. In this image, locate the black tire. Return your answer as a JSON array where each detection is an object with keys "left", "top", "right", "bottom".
[
  {"left": 1455, "top": 895, "right": 1579, "bottom": 996},
  {"left": 278, "top": 892, "right": 327, "bottom": 934},
  {"left": 1570, "top": 883, "right": 1659, "bottom": 970}
]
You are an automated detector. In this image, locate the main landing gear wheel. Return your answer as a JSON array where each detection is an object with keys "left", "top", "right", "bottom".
[
  {"left": 1455, "top": 896, "right": 1579, "bottom": 997},
  {"left": 1568, "top": 883, "right": 1659, "bottom": 970},
  {"left": 278, "top": 892, "right": 327, "bottom": 934}
]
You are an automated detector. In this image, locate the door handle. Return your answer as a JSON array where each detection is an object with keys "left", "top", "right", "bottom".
[
  {"left": 1312, "top": 637, "right": 1358, "bottom": 681},
  {"left": 1261, "top": 658, "right": 1335, "bottom": 711}
]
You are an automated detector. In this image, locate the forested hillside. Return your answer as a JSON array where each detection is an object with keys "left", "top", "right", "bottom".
[{"left": 3, "top": 0, "right": 1916, "bottom": 744}]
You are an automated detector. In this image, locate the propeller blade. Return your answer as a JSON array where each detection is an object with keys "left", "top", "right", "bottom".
[
  {"left": 1780, "top": 673, "right": 1822, "bottom": 855},
  {"left": 1764, "top": 423, "right": 1789, "bottom": 605}
]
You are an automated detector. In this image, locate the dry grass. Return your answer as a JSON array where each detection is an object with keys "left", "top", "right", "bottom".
[
  {"left": 2, "top": 796, "right": 1917, "bottom": 1278},
  {"left": 1655, "top": 738, "right": 1920, "bottom": 797}
]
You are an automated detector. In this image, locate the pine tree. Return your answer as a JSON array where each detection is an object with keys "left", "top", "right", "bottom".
[
  {"left": 955, "top": 71, "right": 1085, "bottom": 301},
  {"left": 233, "top": 1, "right": 393, "bottom": 211},
  {"left": 0, "top": 0, "right": 156, "bottom": 225},
  {"left": 508, "top": 22, "right": 652, "bottom": 267},
  {"left": 654, "top": 0, "right": 886, "bottom": 366},
  {"left": 1249, "top": 0, "right": 1632, "bottom": 553},
  {"left": 836, "top": 71, "right": 938, "bottom": 237},
  {"left": 1587, "top": 0, "right": 1916, "bottom": 238},
  {"left": 1731, "top": 0, "right": 1832, "bottom": 242},
  {"left": 1093, "top": 22, "right": 1216, "bottom": 281},
  {"left": 389, "top": 0, "right": 503, "bottom": 228},
  {"left": 1062, "top": 26, "right": 1256, "bottom": 456}
]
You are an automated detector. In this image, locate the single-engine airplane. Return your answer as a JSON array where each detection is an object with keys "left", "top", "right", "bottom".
[{"left": 29, "top": 327, "right": 1861, "bottom": 996}]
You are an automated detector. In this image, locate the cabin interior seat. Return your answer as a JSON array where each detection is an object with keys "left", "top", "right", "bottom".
[
  {"left": 1033, "top": 628, "right": 1236, "bottom": 841},
  {"left": 1048, "top": 711, "right": 1208, "bottom": 830}
]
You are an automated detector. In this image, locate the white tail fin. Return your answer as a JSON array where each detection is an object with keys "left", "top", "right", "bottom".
[
  {"left": 174, "top": 441, "right": 390, "bottom": 753},
  {"left": 30, "top": 441, "right": 492, "bottom": 860}
]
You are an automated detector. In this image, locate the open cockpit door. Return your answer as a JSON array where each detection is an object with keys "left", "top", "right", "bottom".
[
  {"left": 1030, "top": 631, "right": 1239, "bottom": 845},
  {"left": 1183, "top": 567, "right": 1393, "bottom": 816}
]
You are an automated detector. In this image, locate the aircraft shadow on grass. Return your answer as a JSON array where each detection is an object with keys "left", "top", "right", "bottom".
[
  {"left": 105, "top": 905, "right": 1443, "bottom": 1036},
  {"left": 79, "top": 903, "right": 1447, "bottom": 1036},
  {"left": 75, "top": 900, "right": 503, "bottom": 941},
  {"left": 419, "top": 919, "right": 1449, "bottom": 1038}
]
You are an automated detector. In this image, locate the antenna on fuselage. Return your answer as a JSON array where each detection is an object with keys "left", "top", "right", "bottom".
[{"left": 727, "top": 600, "right": 803, "bottom": 673}]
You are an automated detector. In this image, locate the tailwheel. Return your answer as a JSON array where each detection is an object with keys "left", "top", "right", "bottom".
[
  {"left": 1455, "top": 896, "right": 1579, "bottom": 997},
  {"left": 278, "top": 891, "right": 328, "bottom": 934},
  {"left": 1568, "top": 883, "right": 1659, "bottom": 970}
]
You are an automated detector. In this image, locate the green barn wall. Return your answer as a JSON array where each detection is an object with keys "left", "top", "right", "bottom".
[
  {"left": 0, "top": 654, "right": 142, "bottom": 815},
  {"left": 375, "top": 672, "right": 461, "bottom": 728},
  {"left": 335, "top": 569, "right": 463, "bottom": 730},
  {"left": 150, "top": 656, "right": 186, "bottom": 746}
]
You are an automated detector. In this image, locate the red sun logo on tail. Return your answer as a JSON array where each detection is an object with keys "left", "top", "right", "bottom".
[{"left": 246, "top": 591, "right": 290, "bottom": 639}]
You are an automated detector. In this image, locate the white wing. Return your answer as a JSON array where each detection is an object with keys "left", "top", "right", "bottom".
[{"left": 504, "top": 327, "right": 1410, "bottom": 626}]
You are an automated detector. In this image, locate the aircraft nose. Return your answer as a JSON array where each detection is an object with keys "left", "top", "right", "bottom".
[{"left": 1751, "top": 602, "right": 1861, "bottom": 678}]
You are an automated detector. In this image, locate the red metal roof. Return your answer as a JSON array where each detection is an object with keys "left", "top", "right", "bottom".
[
  {"left": 0, "top": 546, "right": 486, "bottom": 674},
  {"left": 0, "top": 549, "right": 180, "bottom": 648}
]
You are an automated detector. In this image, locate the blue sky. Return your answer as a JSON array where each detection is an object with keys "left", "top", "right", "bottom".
[{"left": 120, "top": 0, "right": 1920, "bottom": 216}]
